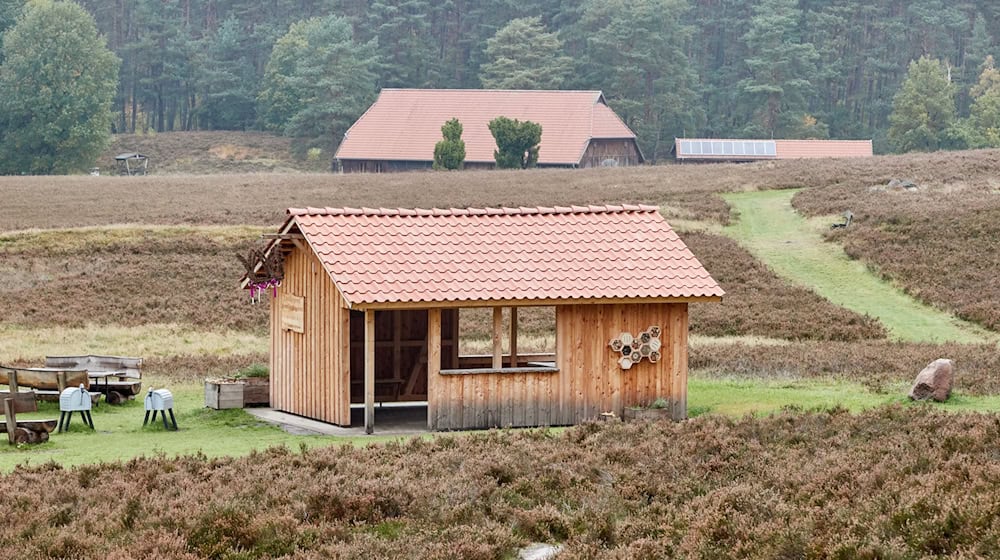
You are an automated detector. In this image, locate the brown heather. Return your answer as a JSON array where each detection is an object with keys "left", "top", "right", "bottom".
[
  {"left": 2, "top": 408, "right": 1000, "bottom": 558},
  {"left": 100, "top": 131, "right": 329, "bottom": 175},
  {"left": 0, "top": 232, "right": 268, "bottom": 330},
  {"left": 692, "top": 340, "right": 1000, "bottom": 395},
  {"left": 0, "top": 227, "right": 886, "bottom": 342},
  {"left": 794, "top": 178, "right": 1000, "bottom": 331},
  {"left": 683, "top": 232, "right": 886, "bottom": 341},
  {"left": 7, "top": 147, "right": 1000, "bottom": 231}
]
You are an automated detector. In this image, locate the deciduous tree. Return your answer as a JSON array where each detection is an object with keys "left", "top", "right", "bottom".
[
  {"left": 888, "top": 56, "right": 957, "bottom": 153},
  {"left": 966, "top": 56, "right": 1000, "bottom": 148},
  {"left": 0, "top": 0, "right": 119, "bottom": 174},
  {"left": 488, "top": 116, "right": 541, "bottom": 169}
]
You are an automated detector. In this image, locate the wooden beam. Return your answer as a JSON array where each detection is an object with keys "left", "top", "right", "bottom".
[
  {"left": 510, "top": 307, "right": 518, "bottom": 368},
  {"left": 427, "top": 309, "right": 441, "bottom": 431},
  {"left": 260, "top": 233, "right": 305, "bottom": 240},
  {"left": 352, "top": 295, "right": 722, "bottom": 311},
  {"left": 364, "top": 310, "right": 375, "bottom": 434},
  {"left": 492, "top": 307, "right": 503, "bottom": 369}
]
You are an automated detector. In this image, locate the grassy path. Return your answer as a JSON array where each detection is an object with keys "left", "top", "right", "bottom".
[{"left": 723, "top": 189, "right": 993, "bottom": 344}]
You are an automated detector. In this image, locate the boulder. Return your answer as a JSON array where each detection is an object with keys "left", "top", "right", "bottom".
[
  {"left": 887, "top": 178, "right": 919, "bottom": 192},
  {"left": 908, "top": 358, "right": 954, "bottom": 402}
]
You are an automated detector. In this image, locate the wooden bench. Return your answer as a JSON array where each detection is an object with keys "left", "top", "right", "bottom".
[
  {"left": 0, "top": 366, "right": 100, "bottom": 404},
  {"left": 0, "top": 392, "right": 56, "bottom": 444},
  {"left": 44, "top": 355, "right": 142, "bottom": 405},
  {"left": 45, "top": 355, "right": 142, "bottom": 380}
]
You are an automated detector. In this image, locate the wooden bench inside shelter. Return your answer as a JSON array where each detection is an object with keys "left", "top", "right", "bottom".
[{"left": 44, "top": 355, "right": 143, "bottom": 404}]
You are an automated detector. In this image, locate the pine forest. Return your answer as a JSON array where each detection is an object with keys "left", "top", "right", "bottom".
[{"left": 3, "top": 0, "right": 1000, "bottom": 161}]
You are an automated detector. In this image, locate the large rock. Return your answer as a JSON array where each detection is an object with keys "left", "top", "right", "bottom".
[{"left": 908, "top": 359, "right": 954, "bottom": 402}]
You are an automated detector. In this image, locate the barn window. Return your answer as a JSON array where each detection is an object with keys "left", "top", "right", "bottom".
[{"left": 442, "top": 306, "right": 557, "bottom": 373}]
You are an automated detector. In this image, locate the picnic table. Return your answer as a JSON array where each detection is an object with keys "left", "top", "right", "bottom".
[{"left": 44, "top": 356, "right": 143, "bottom": 405}]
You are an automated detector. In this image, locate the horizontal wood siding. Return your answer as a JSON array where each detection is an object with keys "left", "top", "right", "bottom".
[
  {"left": 427, "top": 302, "right": 688, "bottom": 430},
  {"left": 270, "top": 246, "right": 351, "bottom": 426}
]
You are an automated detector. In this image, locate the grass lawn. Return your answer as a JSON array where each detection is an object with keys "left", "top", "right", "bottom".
[
  {"left": 1, "top": 374, "right": 996, "bottom": 472},
  {"left": 723, "top": 189, "right": 993, "bottom": 344},
  {"left": 0, "top": 376, "right": 402, "bottom": 472}
]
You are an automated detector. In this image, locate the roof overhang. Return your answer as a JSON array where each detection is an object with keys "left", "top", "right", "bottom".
[{"left": 350, "top": 295, "right": 723, "bottom": 311}]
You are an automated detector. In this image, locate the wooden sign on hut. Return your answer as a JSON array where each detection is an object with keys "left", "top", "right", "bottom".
[{"left": 242, "top": 205, "right": 723, "bottom": 433}]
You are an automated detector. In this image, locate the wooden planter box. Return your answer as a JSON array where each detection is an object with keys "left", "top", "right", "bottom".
[
  {"left": 622, "top": 407, "right": 672, "bottom": 422},
  {"left": 205, "top": 378, "right": 270, "bottom": 409}
]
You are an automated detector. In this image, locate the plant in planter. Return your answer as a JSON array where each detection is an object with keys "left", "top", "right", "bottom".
[
  {"left": 623, "top": 397, "right": 673, "bottom": 421},
  {"left": 205, "top": 364, "right": 270, "bottom": 409}
]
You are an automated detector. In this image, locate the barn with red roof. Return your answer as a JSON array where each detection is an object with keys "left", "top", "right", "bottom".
[
  {"left": 246, "top": 204, "right": 722, "bottom": 433},
  {"left": 334, "top": 89, "right": 643, "bottom": 172}
]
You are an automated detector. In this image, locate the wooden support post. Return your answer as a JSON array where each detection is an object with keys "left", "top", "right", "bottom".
[
  {"left": 8, "top": 371, "right": 17, "bottom": 393},
  {"left": 4, "top": 399, "right": 14, "bottom": 445},
  {"left": 510, "top": 307, "right": 518, "bottom": 368},
  {"left": 492, "top": 307, "right": 503, "bottom": 369},
  {"left": 364, "top": 310, "right": 376, "bottom": 435},
  {"left": 427, "top": 309, "right": 441, "bottom": 431},
  {"left": 393, "top": 310, "right": 402, "bottom": 385}
]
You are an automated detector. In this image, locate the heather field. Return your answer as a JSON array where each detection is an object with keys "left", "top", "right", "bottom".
[
  {"left": 794, "top": 175, "right": 1000, "bottom": 331},
  {"left": 5, "top": 408, "right": 1000, "bottom": 559},
  {"left": 3, "top": 146, "right": 1000, "bottom": 558}
]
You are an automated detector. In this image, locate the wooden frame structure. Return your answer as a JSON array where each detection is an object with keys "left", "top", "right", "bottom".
[{"left": 248, "top": 205, "right": 722, "bottom": 433}]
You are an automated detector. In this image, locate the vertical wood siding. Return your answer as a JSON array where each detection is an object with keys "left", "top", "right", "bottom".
[
  {"left": 427, "top": 302, "right": 688, "bottom": 430},
  {"left": 270, "top": 246, "right": 351, "bottom": 426}
]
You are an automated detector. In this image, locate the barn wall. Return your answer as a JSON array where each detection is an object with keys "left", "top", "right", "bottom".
[
  {"left": 427, "top": 302, "right": 688, "bottom": 430},
  {"left": 579, "top": 139, "right": 642, "bottom": 168},
  {"left": 270, "top": 245, "right": 351, "bottom": 426}
]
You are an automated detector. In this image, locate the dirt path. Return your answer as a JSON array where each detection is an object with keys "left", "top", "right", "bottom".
[{"left": 723, "top": 189, "right": 993, "bottom": 344}]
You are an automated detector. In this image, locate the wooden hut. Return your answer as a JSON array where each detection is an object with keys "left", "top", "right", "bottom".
[{"left": 245, "top": 205, "right": 722, "bottom": 433}]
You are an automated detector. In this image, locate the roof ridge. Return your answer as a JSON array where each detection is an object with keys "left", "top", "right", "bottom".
[
  {"left": 287, "top": 204, "right": 660, "bottom": 217},
  {"left": 381, "top": 88, "right": 604, "bottom": 94}
]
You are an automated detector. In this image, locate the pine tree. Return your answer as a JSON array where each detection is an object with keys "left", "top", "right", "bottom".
[
  {"left": 257, "top": 15, "right": 379, "bottom": 156},
  {"left": 888, "top": 56, "right": 958, "bottom": 153},
  {"left": 479, "top": 16, "right": 572, "bottom": 89},
  {"left": 194, "top": 16, "right": 257, "bottom": 130},
  {"left": 433, "top": 118, "right": 466, "bottom": 170},
  {"left": 578, "top": 0, "right": 701, "bottom": 161},
  {"left": 738, "top": 0, "right": 820, "bottom": 137},
  {"left": 488, "top": 116, "right": 541, "bottom": 169},
  {"left": 0, "top": 0, "right": 120, "bottom": 174}
]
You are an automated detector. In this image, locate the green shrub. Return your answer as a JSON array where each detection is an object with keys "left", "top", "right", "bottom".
[{"left": 235, "top": 363, "right": 268, "bottom": 379}]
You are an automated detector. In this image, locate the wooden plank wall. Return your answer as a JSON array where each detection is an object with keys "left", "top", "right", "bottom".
[
  {"left": 579, "top": 139, "right": 642, "bottom": 168},
  {"left": 556, "top": 302, "right": 688, "bottom": 423},
  {"left": 427, "top": 302, "right": 688, "bottom": 430},
  {"left": 270, "top": 246, "right": 351, "bottom": 426}
]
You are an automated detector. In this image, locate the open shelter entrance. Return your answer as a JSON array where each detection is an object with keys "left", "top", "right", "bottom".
[
  {"left": 115, "top": 153, "right": 148, "bottom": 176},
  {"left": 347, "top": 309, "right": 458, "bottom": 405}
]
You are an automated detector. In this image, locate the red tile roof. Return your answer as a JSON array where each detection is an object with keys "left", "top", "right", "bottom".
[
  {"left": 675, "top": 138, "right": 873, "bottom": 160},
  {"left": 775, "top": 139, "right": 873, "bottom": 158},
  {"left": 335, "top": 89, "right": 640, "bottom": 166},
  {"left": 283, "top": 205, "right": 723, "bottom": 307}
]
